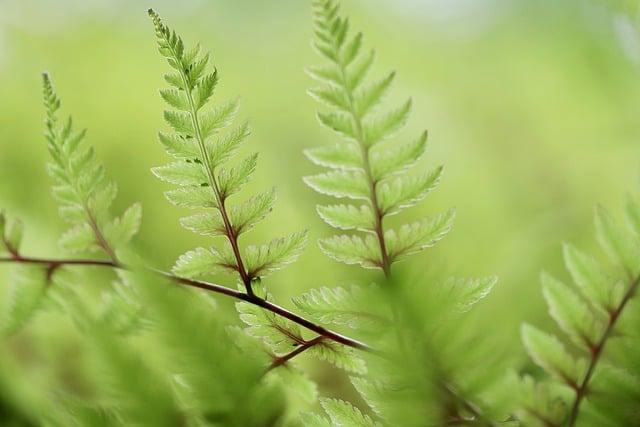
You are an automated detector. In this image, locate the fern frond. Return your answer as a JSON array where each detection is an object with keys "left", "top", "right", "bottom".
[
  {"left": 42, "top": 74, "right": 141, "bottom": 261},
  {"left": 292, "top": 285, "right": 388, "bottom": 329},
  {"left": 149, "top": 9, "right": 306, "bottom": 294},
  {"left": 518, "top": 198, "right": 640, "bottom": 426},
  {"left": 302, "top": 398, "right": 382, "bottom": 427},
  {"left": 306, "top": 0, "right": 452, "bottom": 275}
]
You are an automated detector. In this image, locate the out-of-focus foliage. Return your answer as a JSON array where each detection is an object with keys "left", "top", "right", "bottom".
[{"left": 2, "top": 0, "right": 640, "bottom": 426}]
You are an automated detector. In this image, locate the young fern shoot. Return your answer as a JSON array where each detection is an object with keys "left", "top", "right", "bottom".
[
  {"left": 305, "top": 0, "right": 454, "bottom": 277},
  {"left": 42, "top": 74, "right": 141, "bottom": 264},
  {"left": 148, "top": 10, "right": 307, "bottom": 296}
]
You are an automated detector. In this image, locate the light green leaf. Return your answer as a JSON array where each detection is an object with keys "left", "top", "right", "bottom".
[
  {"left": 308, "top": 86, "right": 350, "bottom": 112},
  {"left": 363, "top": 99, "right": 412, "bottom": 147},
  {"left": 437, "top": 276, "right": 498, "bottom": 313},
  {"left": 304, "top": 170, "right": 369, "bottom": 200},
  {"left": 59, "top": 223, "right": 97, "bottom": 253},
  {"left": 158, "top": 132, "right": 199, "bottom": 159},
  {"left": 230, "top": 189, "right": 276, "bottom": 235},
  {"left": 385, "top": 209, "right": 455, "bottom": 263},
  {"left": 199, "top": 99, "right": 239, "bottom": 139},
  {"left": 151, "top": 161, "right": 207, "bottom": 186},
  {"left": 292, "top": 285, "right": 384, "bottom": 329},
  {"left": 377, "top": 166, "right": 443, "bottom": 216},
  {"left": 319, "top": 398, "right": 380, "bottom": 426},
  {"left": 164, "top": 110, "right": 194, "bottom": 135},
  {"left": 103, "top": 203, "right": 142, "bottom": 247},
  {"left": 541, "top": 272, "right": 603, "bottom": 351},
  {"left": 245, "top": 231, "right": 308, "bottom": 277},
  {"left": 353, "top": 71, "right": 395, "bottom": 117},
  {"left": 318, "top": 234, "right": 381, "bottom": 269},
  {"left": 347, "top": 49, "right": 375, "bottom": 91},
  {"left": 595, "top": 205, "right": 640, "bottom": 277},
  {"left": 236, "top": 297, "right": 304, "bottom": 354},
  {"left": 172, "top": 246, "right": 237, "bottom": 278},
  {"left": 317, "top": 111, "right": 357, "bottom": 141},
  {"left": 300, "top": 413, "right": 332, "bottom": 427},
  {"left": 208, "top": 122, "right": 251, "bottom": 167},
  {"left": 521, "top": 324, "right": 585, "bottom": 387},
  {"left": 317, "top": 204, "right": 374, "bottom": 231},
  {"left": 304, "top": 142, "right": 362, "bottom": 171},
  {"left": 179, "top": 212, "right": 225, "bottom": 237},
  {"left": 6, "top": 219, "right": 24, "bottom": 254},
  {"left": 309, "top": 342, "right": 367, "bottom": 374},
  {"left": 371, "top": 131, "right": 428, "bottom": 180},
  {"left": 165, "top": 186, "right": 217, "bottom": 209},
  {"left": 159, "top": 88, "right": 189, "bottom": 111},
  {"left": 341, "top": 32, "right": 362, "bottom": 66},
  {"left": 194, "top": 71, "right": 218, "bottom": 110},
  {"left": 217, "top": 153, "right": 259, "bottom": 198},
  {"left": 306, "top": 65, "right": 342, "bottom": 88},
  {"left": 563, "top": 243, "right": 613, "bottom": 311}
]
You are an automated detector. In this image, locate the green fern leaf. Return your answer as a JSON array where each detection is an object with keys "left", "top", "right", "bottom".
[
  {"left": 151, "top": 9, "right": 305, "bottom": 299},
  {"left": 102, "top": 203, "right": 143, "bottom": 248},
  {"left": 370, "top": 131, "right": 428, "bottom": 180},
  {"left": 308, "top": 341, "right": 366, "bottom": 374},
  {"left": 300, "top": 412, "right": 333, "bottom": 427},
  {"left": 304, "top": 142, "right": 362, "bottom": 171},
  {"left": 172, "top": 246, "right": 237, "bottom": 278},
  {"left": 151, "top": 162, "right": 207, "bottom": 186},
  {"left": 562, "top": 243, "right": 613, "bottom": 312},
  {"left": 437, "top": 276, "right": 498, "bottom": 313},
  {"left": 385, "top": 209, "right": 455, "bottom": 263},
  {"left": 541, "top": 272, "right": 604, "bottom": 350},
  {"left": 42, "top": 74, "right": 140, "bottom": 257},
  {"left": 594, "top": 205, "right": 640, "bottom": 277},
  {"left": 165, "top": 187, "right": 217, "bottom": 209},
  {"left": 245, "top": 231, "right": 308, "bottom": 278},
  {"left": 217, "top": 153, "right": 258, "bottom": 198},
  {"left": 304, "top": 170, "right": 370, "bottom": 200},
  {"left": 318, "top": 234, "right": 381, "bottom": 268},
  {"left": 376, "top": 166, "right": 443, "bottom": 216},
  {"left": 317, "top": 204, "right": 374, "bottom": 231},
  {"left": 317, "top": 398, "right": 381, "bottom": 426},
  {"left": 292, "top": 285, "right": 386, "bottom": 329},
  {"left": 236, "top": 286, "right": 305, "bottom": 354},
  {"left": 521, "top": 324, "right": 586, "bottom": 388},
  {"left": 307, "top": 0, "right": 452, "bottom": 272}
]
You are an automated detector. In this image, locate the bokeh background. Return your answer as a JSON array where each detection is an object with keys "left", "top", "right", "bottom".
[{"left": 1, "top": 0, "right": 640, "bottom": 400}]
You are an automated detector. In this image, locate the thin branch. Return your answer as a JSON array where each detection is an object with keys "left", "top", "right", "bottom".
[
  {"left": 0, "top": 255, "right": 372, "bottom": 353},
  {"left": 566, "top": 272, "right": 640, "bottom": 426},
  {"left": 267, "top": 336, "right": 325, "bottom": 371}
]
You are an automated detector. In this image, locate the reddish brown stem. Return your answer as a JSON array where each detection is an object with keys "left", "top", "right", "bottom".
[
  {"left": 267, "top": 336, "right": 325, "bottom": 371},
  {"left": 566, "top": 273, "right": 640, "bottom": 426},
  {"left": 0, "top": 255, "right": 372, "bottom": 352}
]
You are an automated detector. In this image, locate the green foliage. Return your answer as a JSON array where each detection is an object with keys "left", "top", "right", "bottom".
[
  {"left": 42, "top": 74, "right": 141, "bottom": 259},
  {"left": 149, "top": 9, "right": 307, "bottom": 288},
  {"left": 305, "top": 0, "right": 453, "bottom": 273},
  {"left": 516, "top": 199, "right": 640, "bottom": 426}
]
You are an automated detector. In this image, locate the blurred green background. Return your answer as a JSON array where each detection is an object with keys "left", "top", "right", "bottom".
[{"left": 1, "top": 0, "right": 640, "bottom": 383}]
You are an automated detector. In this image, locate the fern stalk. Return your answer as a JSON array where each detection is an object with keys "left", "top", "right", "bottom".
[
  {"left": 331, "top": 47, "right": 391, "bottom": 276},
  {"left": 566, "top": 272, "right": 640, "bottom": 426},
  {"left": 0, "top": 254, "right": 371, "bottom": 351}
]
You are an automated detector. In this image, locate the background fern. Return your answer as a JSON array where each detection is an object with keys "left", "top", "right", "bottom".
[
  {"left": 1, "top": 1, "right": 640, "bottom": 426},
  {"left": 305, "top": 0, "right": 454, "bottom": 276},
  {"left": 517, "top": 199, "right": 640, "bottom": 426}
]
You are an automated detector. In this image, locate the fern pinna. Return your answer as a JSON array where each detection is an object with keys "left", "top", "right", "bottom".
[{"left": 518, "top": 200, "right": 640, "bottom": 426}]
